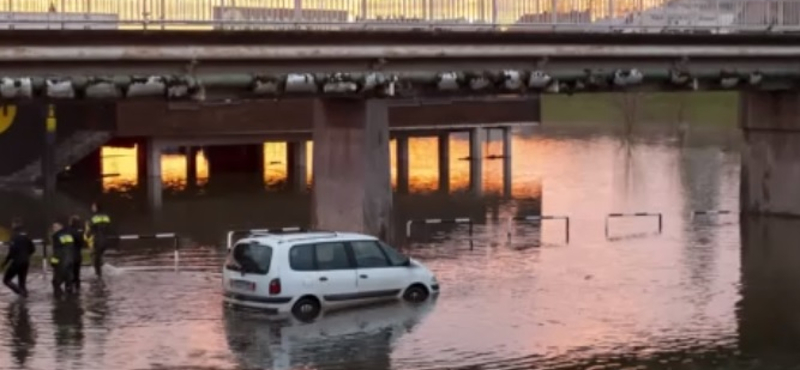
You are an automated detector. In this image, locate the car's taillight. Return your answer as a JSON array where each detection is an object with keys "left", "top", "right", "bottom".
[{"left": 269, "top": 278, "right": 281, "bottom": 295}]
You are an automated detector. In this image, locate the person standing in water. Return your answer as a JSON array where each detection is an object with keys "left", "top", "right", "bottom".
[
  {"left": 86, "top": 201, "right": 114, "bottom": 279},
  {"left": 2, "top": 218, "right": 35, "bottom": 297},
  {"left": 50, "top": 219, "right": 77, "bottom": 296},
  {"left": 68, "top": 215, "right": 86, "bottom": 290}
]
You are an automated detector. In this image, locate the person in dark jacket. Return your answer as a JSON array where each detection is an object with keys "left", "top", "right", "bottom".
[
  {"left": 2, "top": 218, "right": 35, "bottom": 297},
  {"left": 50, "top": 220, "right": 76, "bottom": 296},
  {"left": 68, "top": 215, "right": 85, "bottom": 290},
  {"left": 86, "top": 201, "right": 114, "bottom": 279}
]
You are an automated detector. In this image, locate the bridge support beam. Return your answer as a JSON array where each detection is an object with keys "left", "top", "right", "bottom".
[
  {"left": 469, "top": 127, "right": 484, "bottom": 194},
  {"left": 311, "top": 99, "right": 393, "bottom": 240},
  {"left": 502, "top": 126, "right": 513, "bottom": 197},
  {"left": 137, "top": 138, "right": 163, "bottom": 210},
  {"left": 286, "top": 140, "right": 307, "bottom": 192},
  {"left": 740, "top": 91, "right": 800, "bottom": 217},
  {"left": 438, "top": 132, "right": 450, "bottom": 193},
  {"left": 396, "top": 135, "right": 409, "bottom": 194},
  {"left": 185, "top": 146, "right": 198, "bottom": 188}
]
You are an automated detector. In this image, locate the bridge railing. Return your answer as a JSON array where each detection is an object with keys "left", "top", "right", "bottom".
[{"left": 0, "top": 0, "right": 798, "bottom": 32}]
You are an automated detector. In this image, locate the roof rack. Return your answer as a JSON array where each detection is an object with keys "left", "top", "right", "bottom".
[{"left": 276, "top": 231, "right": 340, "bottom": 244}]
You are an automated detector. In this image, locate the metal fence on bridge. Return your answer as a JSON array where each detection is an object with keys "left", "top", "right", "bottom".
[{"left": 0, "top": 0, "right": 797, "bottom": 32}]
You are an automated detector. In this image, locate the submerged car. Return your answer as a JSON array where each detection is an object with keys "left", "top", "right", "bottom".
[{"left": 222, "top": 231, "right": 439, "bottom": 320}]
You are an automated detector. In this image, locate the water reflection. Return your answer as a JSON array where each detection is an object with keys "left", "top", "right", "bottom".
[
  {"left": 52, "top": 297, "right": 84, "bottom": 368},
  {"left": 224, "top": 301, "right": 436, "bottom": 370},
  {"left": 4, "top": 127, "right": 800, "bottom": 369},
  {"left": 5, "top": 300, "right": 35, "bottom": 368}
]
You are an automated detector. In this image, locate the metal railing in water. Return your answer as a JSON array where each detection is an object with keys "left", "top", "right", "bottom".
[{"left": 0, "top": 0, "right": 797, "bottom": 32}]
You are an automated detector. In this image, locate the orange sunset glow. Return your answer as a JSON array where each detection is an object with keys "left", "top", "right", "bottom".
[{"left": 99, "top": 134, "right": 542, "bottom": 198}]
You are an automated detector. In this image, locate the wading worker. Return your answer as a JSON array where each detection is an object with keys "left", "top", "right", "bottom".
[
  {"left": 86, "top": 201, "right": 113, "bottom": 279},
  {"left": 50, "top": 219, "right": 77, "bottom": 295},
  {"left": 2, "top": 218, "right": 35, "bottom": 297},
  {"left": 69, "top": 215, "right": 86, "bottom": 290}
]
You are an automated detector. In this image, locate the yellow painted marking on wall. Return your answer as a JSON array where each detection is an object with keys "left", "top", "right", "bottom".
[{"left": 0, "top": 105, "right": 17, "bottom": 135}]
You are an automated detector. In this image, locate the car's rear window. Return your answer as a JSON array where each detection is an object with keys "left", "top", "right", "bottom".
[{"left": 228, "top": 241, "right": 273, "bottom": 275}]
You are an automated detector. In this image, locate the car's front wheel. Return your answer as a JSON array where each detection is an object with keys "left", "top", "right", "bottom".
[
  {"left": 402, "top": 284, "right": 430, "bottom": 303},
  {"left": 291, "top": 296, "right": 321, "bottom": 322}
]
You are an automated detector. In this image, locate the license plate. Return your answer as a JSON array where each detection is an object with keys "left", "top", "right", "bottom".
[{"left": 230, "top": 279, "right": 255, "bottom": 291}]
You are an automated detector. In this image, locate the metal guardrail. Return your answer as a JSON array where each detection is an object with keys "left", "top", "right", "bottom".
[
  {"left": 605, "top": 212, "right": 663, "bottom": 239},
  {"left": 225, "top": 226, "right": 305, "bottom": 249},
  {"left": 0, "top": 0, "right": 797, "bottom": 32},
  {"left": 507, "top": 215, "right": 570, "bottom": 244},
  {"left": 691, "top": 210, "right": 735, "bottom": 219},
  {"left": 405, "top": 218, "right": 473, "bottom": 239}
]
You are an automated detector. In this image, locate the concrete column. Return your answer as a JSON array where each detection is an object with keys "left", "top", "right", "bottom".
[
  {"left": 438, "top": 132, "right": 450, "bottom": 193},
  {"left": 396, "top": 135, "right": 409, "bottom": 194},
  {"left": 311, "top": 99, "right": 392, "bottom": 240},
  {"left": 502, "top": 126, "right": 513, "bottom": 197},
  {"left": 185, "top": 146, "right": 198, "bottom": 187},
  {"left": 740, "top": 91, "right": 800, "bottom": 216},
  {"left": 469, "top": 127, "right": 484, "bottom": 194},
  {"left": 137, "top": 138, "right": 162, "bottom": 210},
  {"left": 286, "top": 141, "right": 308, "bottom": 192}
]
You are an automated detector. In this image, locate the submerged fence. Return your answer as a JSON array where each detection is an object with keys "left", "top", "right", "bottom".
[{"left": 0, "top": 0, "right": 796, "bottom": 32}]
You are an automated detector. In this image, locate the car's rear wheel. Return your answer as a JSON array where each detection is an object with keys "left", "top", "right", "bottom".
[
  {"left": 291, "top": 296, "right": 321, "bottom": 322},
  {"left": 402, "top": 284, "right": 429, "bottom": 303}
]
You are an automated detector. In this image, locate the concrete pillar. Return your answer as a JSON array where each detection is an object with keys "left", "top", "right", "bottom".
[
  {"left": 438, "top": 132, "right": 450, "bottom": 193},
  {"left": 137, "top": 138, "right": 162, "bottom": 210},
  {"left": 740, "top": 91, "right": 800, "bottom": 216},
  {"left": 396, "top": 135, "right": 409, "bottom": 194},
  {"left": 185, "top": 146, "right": 198, "bottom": 187},
  {"left": 286, "top": 141, "right": 308, "bottom": 192},
  {"left": 311, "top": 99, "right": 392, "bottom": 241},
  {"left": 502, "top": 126, "right": 513, "bottom": 197},
  {"left": 469, "top": 127, "right": 484, "bottom": 194}
]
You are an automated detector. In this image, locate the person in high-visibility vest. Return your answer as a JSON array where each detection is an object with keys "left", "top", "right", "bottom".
[
  {"left": 86, "top": 201, "right": 114, "bottom": 279},
  {"left": 50, "top": 219, "right": 77, "bottom": 296}
]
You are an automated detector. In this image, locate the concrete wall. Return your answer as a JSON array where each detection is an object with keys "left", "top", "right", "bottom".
[
  {"left": 739, "top": 91, "right": 800, "bottom": 216},
  {"left": 114, "top": 97, "right": 541, "bottom": 137}
]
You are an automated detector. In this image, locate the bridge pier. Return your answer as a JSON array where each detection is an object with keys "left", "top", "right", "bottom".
[
  {"left": 438, "top": 132, "right": 450, "bottom": 193},
  {"left": 311, "top": 99, "right": 392, "bottom": 240},
  {"left": 396, "top": 135, "right": 409, "bottom": 194},
  {"left": 469, "top": 127, "right": 484, "bottom": 194},
  {"left": 137, "top": 138, "right": 163, "bottom": 210},
  {"left": 502, "top": 126, "right": 513, "bottom": 197},
  {"left": 740, "top": 91, "right": 800, "bottom": 217},
  {"left": 286, "top": 140, "right": 307, "bottom": 192},
  {"left": 185, "top": 146, "right": 198, "bottom": 188}
]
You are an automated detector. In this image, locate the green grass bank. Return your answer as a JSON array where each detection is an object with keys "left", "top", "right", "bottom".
[{"left": 542, "top": 92, "right": 738, "bottom": 128}]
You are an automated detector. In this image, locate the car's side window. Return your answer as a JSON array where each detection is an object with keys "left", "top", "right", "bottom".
[
  {"left": 289, "top": 243, "right": 316, "bottom": 271},
  {"left": 350, "top": 241, "right": 390, "bottom": 268},
  {"left": 314, "top": 242, "right": 352, "bottom": 270},
  {"left": 378, "top": 241, "right": 408, "bottom": 266}
]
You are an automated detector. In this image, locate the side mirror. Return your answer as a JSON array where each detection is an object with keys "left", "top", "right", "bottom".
[{"left": 402, "top": 258, "right": 412, "bottom": 267}]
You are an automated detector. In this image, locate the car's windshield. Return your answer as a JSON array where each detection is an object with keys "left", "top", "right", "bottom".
[
  {"left": 379, "top": 241, "right": 410, "bottom": 266},
  {"left": 228, "top": 241, "right": 272, "bottom": 274}
]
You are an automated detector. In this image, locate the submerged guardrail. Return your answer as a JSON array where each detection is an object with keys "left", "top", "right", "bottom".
[
  {"left": 507, "top": 215, "right": 570, "bottom": 244},
  {"left": 605, "top": 212, "right": 663, "bottom": 239}
]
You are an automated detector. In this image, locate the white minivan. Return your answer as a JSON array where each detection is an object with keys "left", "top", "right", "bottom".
[{"left": 222, "top": 231, "right": 439, "bottom": 320}]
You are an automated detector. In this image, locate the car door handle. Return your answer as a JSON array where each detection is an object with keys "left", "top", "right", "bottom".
[
  {"left": 360, "top": 274, "right": 368, "bottom": 279},
  {"left": 319, "top": 276, "right": 328, "bottom": 282}
]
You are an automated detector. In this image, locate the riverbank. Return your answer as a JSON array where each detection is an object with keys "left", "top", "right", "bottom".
[{"left": 542, "top": 92, "right": 738, "bottom": 128}]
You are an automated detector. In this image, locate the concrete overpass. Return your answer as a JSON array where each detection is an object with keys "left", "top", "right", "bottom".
[{"left": 1, "top": 29, "right": 800, "bottom": 240}]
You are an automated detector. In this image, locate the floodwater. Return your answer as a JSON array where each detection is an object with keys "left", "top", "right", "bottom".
[{"left": 0, "top": 126, "right": 798, "bottom": 370}]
